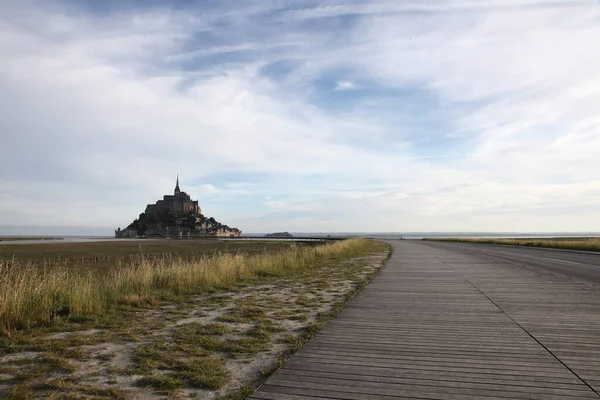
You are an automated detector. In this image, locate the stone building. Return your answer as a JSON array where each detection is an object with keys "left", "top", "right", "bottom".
[
  {"left": 144, "top": 175, "right": 201, "bottom": 220},
  {"left": 115, "top": 176, "right": 241, "bottom": 238}
]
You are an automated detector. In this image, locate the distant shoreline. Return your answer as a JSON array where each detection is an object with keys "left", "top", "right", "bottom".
[
  {"left": 0, "top": 232, "right": 599, "bottom": 246},
  {"left": 0, "top": 237, "right": 64, "bottom": 242}
]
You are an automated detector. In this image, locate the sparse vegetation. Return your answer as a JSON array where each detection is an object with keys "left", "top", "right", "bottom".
[
  {"left": 0, "top": 238, "right": 391, "bottom": 399},
  {"left": 0, "top": 238, "right": 378, "bottom": 335},
  {"left": 427, "top": 237, "right": 600, "bottom": 252},
  {"left": 218, "top": 385, "right": 257, "bottom": 400}
]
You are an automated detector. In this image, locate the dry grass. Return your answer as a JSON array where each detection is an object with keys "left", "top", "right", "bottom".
[
  {"left": 0, "top": 240, "right": 298, "bottom": 269},
  {"left": 0, "top": 239, "right": 373, "bottom": 335},
  {"left": 427, "top": 237, "right": 600, "bottom": 252}
]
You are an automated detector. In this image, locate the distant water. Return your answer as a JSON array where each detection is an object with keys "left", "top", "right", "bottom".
[
  {"left": 1, "top": 232, "right": 598, "bottom": 245},
  {"left": 245, "top": 232, "right": 600, "bottom": 240},
  {"left": 0, "top": 235, "right": 131, "bottom": 245}
]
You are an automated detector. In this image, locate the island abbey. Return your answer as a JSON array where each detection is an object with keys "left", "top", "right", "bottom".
[
  {"left": 115, "top": 176, "right": 241, "bottom": 238},
  {"left": 145, "top": 175, "right": 201, "bottom": 219}
]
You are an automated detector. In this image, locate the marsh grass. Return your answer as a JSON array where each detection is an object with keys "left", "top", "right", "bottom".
[
  {"left": 0, "top": 239, "right": 372, "bottom": 335},
  {"left": 428, "top": 237, "right": 600, "bottom": 252}
]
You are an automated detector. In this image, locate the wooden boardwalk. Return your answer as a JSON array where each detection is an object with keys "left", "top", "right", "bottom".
[{"left": 251, "top": 241, "right": 600, "bottom": 400}]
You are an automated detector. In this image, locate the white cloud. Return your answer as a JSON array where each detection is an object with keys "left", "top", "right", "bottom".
[
  {"left": 334, "top": 80, "right": 357, "bottom": 91},
  {"left": 265, "top": 201, "right": 285, "bottom": 210}
]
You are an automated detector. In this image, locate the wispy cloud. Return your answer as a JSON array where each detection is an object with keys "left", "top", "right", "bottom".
[{"left": 1, "top": 0, "right": 599, "bottom": 233}]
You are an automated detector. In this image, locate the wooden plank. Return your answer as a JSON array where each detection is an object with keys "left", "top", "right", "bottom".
[
  {"left": 283, "top": 361, "right": 586, "bottom": 386},
  {"left": 259, "top": 382, "right": 553, "bottom": 400},
  {"left": 285, "top": 357, "right": 581, "bottom": 380},
  {"left": 251, "top": 393, "right": 328, "bottom": 400},
  {"left": 267, "top": 375, "right": 599, "bottom": 399},
  {"left": 293, "top": 349, "right": 575, "bottom": 369},
  {"left": 274, "top": 369, "right": 591, "bottom": 392}
]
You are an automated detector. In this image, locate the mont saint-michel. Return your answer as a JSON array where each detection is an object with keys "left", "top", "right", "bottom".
[{"left": 115, "top": 176, "right": 241, "bottom": 238}]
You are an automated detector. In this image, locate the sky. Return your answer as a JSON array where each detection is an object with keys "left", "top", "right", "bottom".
[{"left": 1, "top": 0, "right": 600, "bottom": 235}]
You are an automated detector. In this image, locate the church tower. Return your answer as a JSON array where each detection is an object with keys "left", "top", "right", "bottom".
[
  {"left": 174, "top": 174, "right": 182, "bottom": 214},
  {"left": 174, "top": 174, "right": 181, "bottom": 195}
]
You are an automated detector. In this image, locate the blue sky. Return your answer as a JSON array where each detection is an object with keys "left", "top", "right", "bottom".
[{"left": 1, "top": 0, "right": 600, "bottom": 234}]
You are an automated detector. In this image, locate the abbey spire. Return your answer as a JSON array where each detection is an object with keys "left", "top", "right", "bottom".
[{"left": 175, "top": 173, "right": 180, "bottom": 194}]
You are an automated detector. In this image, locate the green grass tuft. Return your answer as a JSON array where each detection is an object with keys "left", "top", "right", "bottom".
[
  {"left": 138, "top": 374, "right": 184, "bottom": 390},
  {"left": 175, "top": 358, "right": 227, "bottom": 389}
]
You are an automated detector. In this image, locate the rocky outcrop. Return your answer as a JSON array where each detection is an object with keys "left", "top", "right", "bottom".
[{"left": 264, "top": 232, "right": 293, "bottom": 238}]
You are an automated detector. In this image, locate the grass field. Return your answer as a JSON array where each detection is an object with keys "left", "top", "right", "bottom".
[
  {"left": 0, "top": 240, "right": 299, "bottom": 269},
  {"left": 0, "top": 239, "right": 373, "bottom": 334},
  {"left": 426, "top": 237, "right": 600, "bottom": 252},
  {"left": 0, "top": 238, "right": 390, "bottom": 399},
  {"left": 0, "top": 237, "right": 63, "bottom": 242}
]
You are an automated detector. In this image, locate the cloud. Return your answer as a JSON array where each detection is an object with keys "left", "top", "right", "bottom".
[
  {"left": 265, "top": 201, "right": 285, "bottom": 210},
  {"left": 1, "top": 0, "right": 599, "bottom": 234},
  {"left": 198, "top": 184, "right": 221, "bottom": 195},
  {"left": 334, "top": 80, "right": 357, "bottom": 91}
]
